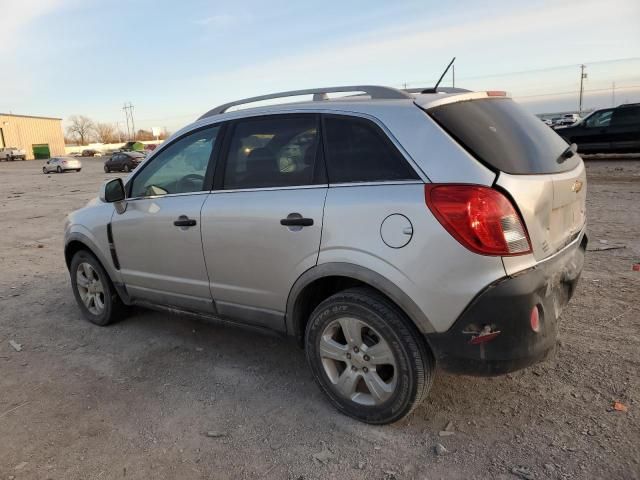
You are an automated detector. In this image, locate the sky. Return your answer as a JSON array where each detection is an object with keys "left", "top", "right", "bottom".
[{"left": 1, "top": 0, "right": 639, "bottom": 133}]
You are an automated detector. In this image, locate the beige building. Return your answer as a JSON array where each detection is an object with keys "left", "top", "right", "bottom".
[{"left": 0, "top": 113, "right": 65, "bottom": 160}]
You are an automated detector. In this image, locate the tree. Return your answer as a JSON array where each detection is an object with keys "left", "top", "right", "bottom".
[
  {"left": 66, "top": 115, "right": 95, "bottom": 145},
  {"left": 94, "top": 122, "right": 118, "bottom": 144},
  {"left": 135, "top": 129, "right": 154, "bottom": 141}
]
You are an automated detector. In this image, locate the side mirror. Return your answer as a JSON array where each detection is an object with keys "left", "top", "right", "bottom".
[{"left": 100, "top": 178, "right": 125, "bottom": 203}]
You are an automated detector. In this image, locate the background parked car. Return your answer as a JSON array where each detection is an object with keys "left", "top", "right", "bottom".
[
  {"left": 104, "top": 151, "right": 145, "bottom": 172},
  {"left": 554, "top": 113, "right": 581, "bottom": 127},
  {"left": 0, "top": 147, "right": 27, "bottom": 161},
  {"left": 81, "top": 149, "right": 103, "bottom": 157},
  {"left": 556, "top": 103, "right": 640, "bottom": 153},
  {"left": 42, "top": 157, "right": 82, "bottom": 173}
]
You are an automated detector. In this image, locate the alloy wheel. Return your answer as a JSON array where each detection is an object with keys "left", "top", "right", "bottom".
[
  {"left": 76, "top": 262, "right": 105, "bottom": 315},
  {"left": 319, "top": 317, "right": 397, "bottom": 406}
]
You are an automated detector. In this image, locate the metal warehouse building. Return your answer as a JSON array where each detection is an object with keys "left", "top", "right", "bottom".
[{"left": 0, "top": 113, "right": 65, "bottom": 160}]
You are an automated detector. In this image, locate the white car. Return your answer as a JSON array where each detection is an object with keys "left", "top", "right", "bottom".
[
  {"left": 555, "top": 113, "right": 581, "bottom": 127},
  {"left": 42, "top": 157, "right": 82, "bottom": 173}
]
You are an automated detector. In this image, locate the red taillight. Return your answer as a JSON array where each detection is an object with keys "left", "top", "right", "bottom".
[
  {"left": 486, "top": 90, "right": 507, "bottom": 97},
  {"left": 425, "top": 184, "right": 532, "bottom": 256},
  {"left": 62, "top": 160, "right": 67, "bottom": 164}
]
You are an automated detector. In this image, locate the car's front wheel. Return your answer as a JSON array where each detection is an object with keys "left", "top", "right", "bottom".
[
  {"left": 69, "top": 250, "right": 128, "bottom": 326},
  {"left": 305, "top": 287, "right": 434, "bottom": 424},
  {"left": 123, "top": 164, "right": 130, "bottom": 172},
  {"left": 104, "top": 165, "right": 110, "bottom": 173}
]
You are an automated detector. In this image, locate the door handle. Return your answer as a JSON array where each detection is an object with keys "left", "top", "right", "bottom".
[
  {"left": 174, "top": 215, "right": 197, "bottom": 227},
  {"left": 280, "top": 217, "right": 314, "bottom": 227}
]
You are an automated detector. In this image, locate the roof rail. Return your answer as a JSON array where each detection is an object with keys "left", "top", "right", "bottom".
[
  {"left": 403, "top": 87, "right": 471, "bottom": 94},
  {"left": 198, "top": 85, "right": 413, "bottom": 119}
]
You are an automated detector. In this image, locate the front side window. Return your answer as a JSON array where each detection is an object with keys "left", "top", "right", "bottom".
[
  {"left": 323, "top": 115, "right": 418, "bottom": 183},
  {"left": 130, "top": 126, "right": 219, "bottom": 197},
  {"left": 585, "top": 110, "right": 613, "bottom": 128},
  {"left": 223, "top": 116, "right": 320, "bottom": 189}
]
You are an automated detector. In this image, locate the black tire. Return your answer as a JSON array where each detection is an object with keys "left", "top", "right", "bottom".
[
  {"left": 305, "top": 287, "right": 434, "bottom": 424},
  {"left": 42, "top": 167, "right": 47, "bottom": 174},
  {"left": 123, "top": 164, "right": 130, "bottom": 172},
  {"left": 69, "top": 250, "right": 128, "bottom": 326},
  {"left": 104, "top": 165, "right": 110, "bottom": 173},
  {"left": 76, "top": 168, "right": 81, "bottom": 172},
  {"left": 56, "top": 166, "right": 62, "bottom": 173}
]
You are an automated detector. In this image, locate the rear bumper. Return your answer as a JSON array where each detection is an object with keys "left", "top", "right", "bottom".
[{"left": 426, "top": 232, "right": 587, "bottom": 376}]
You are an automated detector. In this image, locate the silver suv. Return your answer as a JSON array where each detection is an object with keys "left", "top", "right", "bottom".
[{"left": 64, "top": 85, "right": 587, "bottom": 424}]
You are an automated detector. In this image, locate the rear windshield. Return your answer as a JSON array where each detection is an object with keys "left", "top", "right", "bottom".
[{"left": 427, "top": 98, "right": 579, "bottom": 174}]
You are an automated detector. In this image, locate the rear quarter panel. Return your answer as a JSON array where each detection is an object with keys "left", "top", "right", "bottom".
[{"left": 318, "top": 183, "right": 507, "bottom": 332}]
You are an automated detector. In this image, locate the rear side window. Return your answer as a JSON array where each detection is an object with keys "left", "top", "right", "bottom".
[
  {"left": 611, "top": 107, "right": 640, "bottom": 127},
  {"left": 223, "top": 116, "right": 320, "bottom": 189},
  {"left": 323, "top": 116, "right": 419, "bottom": 183},
  {"left": 428, "top": 98, "right": 579, "bottom": 174}
]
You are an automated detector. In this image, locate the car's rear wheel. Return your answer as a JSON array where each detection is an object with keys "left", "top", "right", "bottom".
[
  {"left": 104, "top": 165, "right": 110, "bottom": 173},
  {"left": 305, "top": 287, "right": 434, "bottom": 424},
  {"left": 69, "top": 250, "right": 128, "bottom": 326},
  {"left": 123, "top": 164, "right": 130, "bottom": 172}
]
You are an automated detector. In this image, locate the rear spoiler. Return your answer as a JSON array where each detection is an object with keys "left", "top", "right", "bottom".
[{"left": 415, "top": 90, "right": 510, "bottom": 111}]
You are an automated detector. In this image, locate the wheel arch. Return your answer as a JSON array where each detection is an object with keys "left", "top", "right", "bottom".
[
  {"left": 65, "top": 232, "right": 131, "bottom": 304},
  {"left": 285, "top": 262, "right": 435, "bottom": 345}
]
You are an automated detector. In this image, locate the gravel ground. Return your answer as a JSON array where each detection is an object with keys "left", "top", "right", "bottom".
[{"left": 0, "top": 157, "right": 638, "bottom": 480}]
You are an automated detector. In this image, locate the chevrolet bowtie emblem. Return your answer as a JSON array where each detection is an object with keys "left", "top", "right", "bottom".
[{"left": 571, "top": 180, "right": 583, "bottom": 193}]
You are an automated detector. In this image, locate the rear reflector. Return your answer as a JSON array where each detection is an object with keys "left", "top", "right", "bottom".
[
  {"left": 530, "top": 305, "right": 540, "bottom": 332},
  {"left": 425, "top": 184, "right": 532, "bottom": 256}
]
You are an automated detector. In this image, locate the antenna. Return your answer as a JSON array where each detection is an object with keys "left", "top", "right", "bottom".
[{"left": 421, "top": 57, "right": 456, "bottom": 94}]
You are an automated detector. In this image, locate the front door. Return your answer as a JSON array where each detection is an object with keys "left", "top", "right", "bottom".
[
  {"left": 111, "top": 125, "right": 221, "bottom": 312},
  {"left": 201, "top": 114, "right": 326, "bottom": 330},
  {"left": 571, "top": 109, "right": 614, "bottom": 152}
]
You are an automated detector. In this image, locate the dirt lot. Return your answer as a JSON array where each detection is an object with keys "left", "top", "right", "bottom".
[{"left": 0, "top": 158, "right": 638, "bottom": 480}]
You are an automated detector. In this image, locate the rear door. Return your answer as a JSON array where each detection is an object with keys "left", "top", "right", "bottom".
[
  {"left": 609, "top": 106, "right": 640, "bottom": 152},
  {"left": 426, "top": 97, "right": 587, "bottom": 265},
  {"left": 200, "top": 114, "right": 326, "bottom": 331}
]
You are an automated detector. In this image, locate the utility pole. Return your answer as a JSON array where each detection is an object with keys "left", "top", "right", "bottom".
[
  {"left": 578, "top": 64, "right": 587, "bottom": 114},
  {"left": 611, "top": 81, "right": 616, "bottom": 107},
  {"left": 452, "top": 64, "right": 455, "bottom": 88},
  {"left": 122, "top": 102, "right": 136, "bottom": 141}
]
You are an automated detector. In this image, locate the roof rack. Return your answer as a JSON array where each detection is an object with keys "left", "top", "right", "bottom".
[{"left": 199, "top": 85, "right": 413, "bottom": 119}]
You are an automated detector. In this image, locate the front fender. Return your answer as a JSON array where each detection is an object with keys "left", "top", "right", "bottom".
[{"left": 64, "top": 226, "right": 122, "bottom": 285}]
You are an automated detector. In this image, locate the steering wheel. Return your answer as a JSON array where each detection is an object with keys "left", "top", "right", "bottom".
[{"left": 175, "top": 173, "right": 205, "bottom": 192}]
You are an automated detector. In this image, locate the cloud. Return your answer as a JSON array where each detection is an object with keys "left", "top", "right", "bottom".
[
  {"left": 193, "top": 13, "right": 234, "bottom": 27},
  {"left": 0, "top": 0, "right": 70, "bottom": 52},
  {"left": 201, "top": 0, "right": 639, "bottom": 94}
]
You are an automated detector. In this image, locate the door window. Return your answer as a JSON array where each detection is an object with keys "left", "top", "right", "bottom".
[
  {"left": 611, "top": 107, "right": 640, "bottom": 127},
  {"left": 130, "top": 126, "right": 219, "bottom": 197},
  {"left": 584, "top": 110, "right": 613, "bottom": 128},
  {"left": 323, "top": 115, "right": 419, "bottom": 183},
  {"left": 223, "top": 116, "right": 320, "bottom": 189}
]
